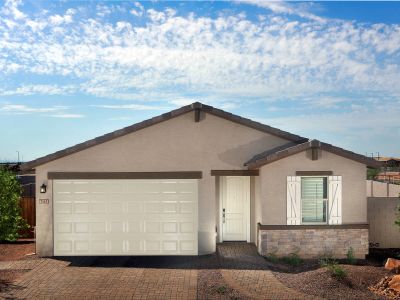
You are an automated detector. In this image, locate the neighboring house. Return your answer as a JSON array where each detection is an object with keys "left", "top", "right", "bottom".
[
  {"left": 22, "top": 102, "right": 380, "bottom": 259},
  {"left": 374, "top": 157, "right": 400, "bottom": 184}
]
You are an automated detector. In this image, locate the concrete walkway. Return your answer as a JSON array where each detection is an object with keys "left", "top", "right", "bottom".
[{"left": 0, "top": 243, "right": 315, "bottom": 299}]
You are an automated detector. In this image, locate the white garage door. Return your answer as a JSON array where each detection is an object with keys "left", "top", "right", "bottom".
[{"left": 53, "top": 179, "right": 198, "bottom": 256}]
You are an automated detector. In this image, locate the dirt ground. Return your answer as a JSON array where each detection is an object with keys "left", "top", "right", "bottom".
[
  {"left": 0, "top": 241, "right": 35, "bottom": 293},
  {"left": 0, "top": 240, "right": 35, "bottom": 261},
  {"left": 270, "top": 258, "right": 391, "bottom": 300}
]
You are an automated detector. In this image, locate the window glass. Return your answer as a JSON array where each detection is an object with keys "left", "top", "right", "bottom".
[{"left": 301, "top": 177, "right": 327, "bottom": 223}]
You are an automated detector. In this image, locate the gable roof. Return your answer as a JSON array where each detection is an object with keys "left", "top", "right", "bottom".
[
  {"left": 245, "top": 139, "right": 382, "bottom": 169},
  {"left": 21, "top": 102, "right": 307, "bottom": 171}
]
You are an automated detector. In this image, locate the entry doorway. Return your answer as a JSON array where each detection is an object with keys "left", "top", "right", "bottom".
[{"left": 219, "top": 176, "right": 250, "bottom": 242}]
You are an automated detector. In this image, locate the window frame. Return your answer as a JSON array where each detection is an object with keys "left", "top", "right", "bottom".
[{"left": 300, "top": 176, "right": 329, "bottom": 225}]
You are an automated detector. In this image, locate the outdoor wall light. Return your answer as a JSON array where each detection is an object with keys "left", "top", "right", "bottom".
[{"left": 40, "top": 183, "right": 47, "bottom": 193}]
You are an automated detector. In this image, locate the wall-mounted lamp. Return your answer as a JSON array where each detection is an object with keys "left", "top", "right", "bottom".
[{"left": 40, "top": 183, "right": 47, "bottom": 193}]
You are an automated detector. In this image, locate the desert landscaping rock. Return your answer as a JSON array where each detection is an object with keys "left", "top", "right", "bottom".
[{"left": 385, "top": 258, "right": 400, "bottom": 273}]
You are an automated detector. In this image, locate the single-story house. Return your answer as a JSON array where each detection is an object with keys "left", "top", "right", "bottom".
[{"left": 22, "top": 102, "right": 380, "bottom": 258}]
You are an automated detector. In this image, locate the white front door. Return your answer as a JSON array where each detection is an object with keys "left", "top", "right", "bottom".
[{"left": 221, "top": 176, "right": 250, "bottom": 241}]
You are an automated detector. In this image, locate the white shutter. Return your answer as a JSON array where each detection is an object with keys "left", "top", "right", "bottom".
[
  {"left": 328, "top": 176, "right": 342, "bottom": 224},
  {"left": 287, "top": 176, "right": 301, "bottom": 225}
]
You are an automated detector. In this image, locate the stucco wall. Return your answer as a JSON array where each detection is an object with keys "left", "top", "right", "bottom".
[
  {"left": 367, "top": 180, "right": 400, "bottom": 197},
  {"left": 368, "top": 197, "right": 400, "bottom": 248},
  {"left": 259, "top": 149, "right": 367, "bottom": 225},
  {"left": 35, "top": 111, "right": 289, "bottom": 256}
]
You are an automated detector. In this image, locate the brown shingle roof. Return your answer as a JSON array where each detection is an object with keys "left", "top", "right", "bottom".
[
  {"left": 245, "top": 139, "right": 382, "bottom": 169},
  {"left": 21, "top": 102, "right": 307, "bottom": 171}
]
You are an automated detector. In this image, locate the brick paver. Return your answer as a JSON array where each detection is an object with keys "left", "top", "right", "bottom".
[{"left": 1, "top": 243, "right": 316, "bottom": 299}]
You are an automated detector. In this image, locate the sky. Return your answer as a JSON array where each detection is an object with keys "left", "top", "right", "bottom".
[{"left": 0, "top": 0, "right": 399, "bottom": 162}]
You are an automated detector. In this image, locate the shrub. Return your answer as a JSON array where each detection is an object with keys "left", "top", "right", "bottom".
[
  {"left": 265, "top": 247, "right": 279, "bottom": 263},
  {"left": 319, "top": 256, "right": 347, "bottom": 280},
  {"left": 281, "top": 252, "right": 303, "bottom": 266},
  {"left": 327, "top": 263, "right": 347, "bottom": 279},
  {"left": 216, "top": 285, "right": 227, "bottom": 294},
  {"left": 0, "top": 167, "right": 28, "bottom": 241},
  {"left": 346, "top": 247, "right": 357, "bottom": 265}
]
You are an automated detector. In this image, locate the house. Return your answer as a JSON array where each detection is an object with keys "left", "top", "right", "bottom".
[{"left": 22, "top": 102, "right": 380, "bottom": 258}]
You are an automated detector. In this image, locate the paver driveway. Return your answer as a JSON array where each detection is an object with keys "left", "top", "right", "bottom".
[{"left": 0, "top": 243, "right": 315, "bottom": 299}]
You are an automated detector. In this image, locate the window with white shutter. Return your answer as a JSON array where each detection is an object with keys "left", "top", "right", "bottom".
[{"left": 287, "top": 175, "right": 342, "bottom": 225}]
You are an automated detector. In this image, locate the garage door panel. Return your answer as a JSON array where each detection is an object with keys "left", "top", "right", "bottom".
[
  {"left": 91, "top": 240, "right": 108, "bottom": 254},
  {"left": 74, "top": 202, "right": 89, "bottom": 214},
  {"left": 126, "top": 240, "right": 144, "bottom": 253},
  {"left": 108, "top": 202, "right": 124, "bottom": 214},
  {"left": 54, "top": 179, "right": 198, "bottom": 256},
  {"left": 126, "top": 202, "right": 144, "bottom": 213},
  {"left": 162, "top": 201, "right": 178, "bottom": 213},
  {"left": 91, "top": 202, "right": 107, "bottom": 214},
  {"left": 56, "top": 240, "right": 73, "bottom": 253},
  {"left": 57, "top": 222, "right": 72, "bottom": 233},
  {"left": 75, "top": 222, "right": 89, "bottom": 233},
  {"left": 180, "top": 241, "right": 196, "bottom": 252},
  {"left": 180, "top": 202, "right": 196, "bottom": 213},
  {"left": 127, "top": 221, "right": 143, "bottom": 233},
  {"left": 75, "top": 240, "right": 90, "bottom": 253},
  {"left": 55, "top": 202, "right": 72, "bottom": 214},
  {"left": 91, "top": 222, "right": 107, "bottom": 233},
  {"left": 145, "top": 240, "right": 161, "bottom": 252}
]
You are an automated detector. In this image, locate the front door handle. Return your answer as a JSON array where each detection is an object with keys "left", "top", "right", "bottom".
[{"left": 222, "top": 208, "right": 225, "bottom": 223}]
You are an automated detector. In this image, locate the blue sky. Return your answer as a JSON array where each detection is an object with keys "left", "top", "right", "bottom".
[{"left": 0, "top": 0, "right": 399, "bottom": 162}]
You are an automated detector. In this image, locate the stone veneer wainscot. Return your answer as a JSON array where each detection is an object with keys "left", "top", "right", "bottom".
[{"left": 257, "top": 224, "right": 369, "bottom": 259}]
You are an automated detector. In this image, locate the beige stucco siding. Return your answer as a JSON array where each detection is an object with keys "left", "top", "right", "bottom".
[
  {"left": 259, "top": 149, "right": 367, "bottom": 225},
  {"left": 35, "top": 111, "right": 289, "bottom": 256}
]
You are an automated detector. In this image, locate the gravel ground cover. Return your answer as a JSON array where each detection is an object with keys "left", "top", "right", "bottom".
[{"left": 271, "top": 259, "right": 391, "bottom": 300}]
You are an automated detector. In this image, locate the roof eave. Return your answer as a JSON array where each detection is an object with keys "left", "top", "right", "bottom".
[{"left": 246, "top": 140, "right": 382, "bottom": 169}]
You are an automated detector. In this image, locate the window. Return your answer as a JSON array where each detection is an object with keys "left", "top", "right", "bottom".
[{"left": 301, "top": 177, "right": 327, "bottom": 223}]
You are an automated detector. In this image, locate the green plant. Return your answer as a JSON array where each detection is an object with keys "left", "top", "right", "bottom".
[
  {"left": 327, "top": 263, "right": 347, "bottom": 279},
  {"left": 265, "top": 247, "right": 279, "bottom": 263},
  {"left": 367, "top": 167, "right": 380, "bottom": 180},
  {"left": 319, "top": 256, "right": 347, "bottom": 280},
  {"left": 319, "top": 256, "right": 335, "bottom": 267},
  {"left": 0, "top": 167, "right": 28, "bottom": 241},
  {"left": 216, "top": 285, "right": 227, "bottom": 294},
  {"left": 281, "top": 252, "right": 303, "bottom": 266},
  {"left": 346, "top": 247, "right": 357, "bottom": 265}
]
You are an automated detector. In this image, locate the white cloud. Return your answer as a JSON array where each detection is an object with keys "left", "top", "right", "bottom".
[
  {"left": 0, "top": 84, "right": 76, "bottom": 96},
  {"left": 239, "top": 0, "right": 326, "bottom": 23},
  {"left": 95, "top": 104, "right": 171, "bottom": 110},
  {"left": 0, "top": 104, "right": 68, "bottom": 113},
  {"left": 0, "top": 2, "right": 399, "bottom": 116},
  {"left": 49, "top": 113, "right": 84, "bottom": 118},
  {"left": 2, "top": 0, "right": 26, "bottom": 20}
]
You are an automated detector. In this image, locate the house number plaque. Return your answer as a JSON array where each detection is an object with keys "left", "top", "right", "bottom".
[{"left": 39, "top": 199, "right": 49, "bottom": 204}]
